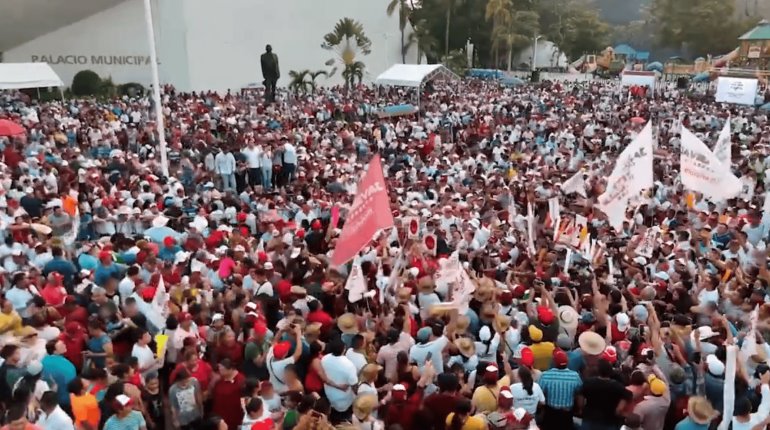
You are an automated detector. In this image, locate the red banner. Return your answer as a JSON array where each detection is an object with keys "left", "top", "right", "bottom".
[
  {"left": 331, "top": 154, "right": 394, "bottom": 266},
  {"left": 330, "top": 204, "right": 340, "bottom": 229}
]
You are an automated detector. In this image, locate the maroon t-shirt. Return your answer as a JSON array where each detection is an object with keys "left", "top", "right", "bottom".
[{"left": 211, "top": 372, "right": 246, "bottom": 429}]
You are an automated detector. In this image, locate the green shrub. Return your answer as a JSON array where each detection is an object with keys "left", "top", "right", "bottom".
[
  {"left": 71, "top": 70, "right": 102, "bottom": 96},
  {"left": 118, "top": 82, "right": 145, "bottom": 98}
]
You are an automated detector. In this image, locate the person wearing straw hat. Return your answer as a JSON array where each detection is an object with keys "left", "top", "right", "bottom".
[
  {"left": 352, "top": 394, "right": 384, "bottom": 430},
  {"left": 448, "top": 337, "right": 478, "bottom": 374},
  {"left": 574, "top": 331, "right": 607, "bottom": 377},
  {"left": 675, "top": 396, "right": 716, "bottom": 430}
]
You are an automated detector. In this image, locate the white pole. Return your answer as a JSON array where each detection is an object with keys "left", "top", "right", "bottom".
[
  {"left": 143, "top": 0, "right": 169, "bottom": 178},
  {"left": 532, "top": 36, "right": 539, "bottom": 72}
]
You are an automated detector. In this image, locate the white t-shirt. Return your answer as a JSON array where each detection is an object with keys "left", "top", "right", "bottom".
[
  {"left": 732, "top": 384, "right": 770, "bottom": 430},
  {"left": 409, "top": 336, "right": 450, "bottom": 373},
  {"left": 266, "top": 349, "right": 295, "bottom": 393},
  {"left": 345, "top": 349, "right": 367, "bottom": 373},
  {"left": 132, "top": 344, "right": 156, "bottom": 376},
  {"left": 509, "top": 382, "right": 545, "bottom": 415}
]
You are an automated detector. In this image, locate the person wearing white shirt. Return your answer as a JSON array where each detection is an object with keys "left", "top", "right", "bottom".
[
  {"left": 37, "top": 391, "right": 75, "bottom": 430},
  {"left": 344, "top": 335, "right": 368, "bottom": 373},
  {"left": 732, "top": 373, "right": 770, "bottom": 430},
  {"left": 242, "top": 143, "right": 262, "bottom": 187},
  {"left": 282, "top": 141, "right": 298, "bottom": 185},
  {"left": 266, "top": 327, "right": 303, "bottom": 393},
  {"left": 214, "top": 149, "right": 237, "bottom": 192},
  {"left": 321, "top": 338, "right": 358, "bottom": 418}
]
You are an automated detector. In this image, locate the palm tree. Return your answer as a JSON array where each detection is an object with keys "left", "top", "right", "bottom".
[
  {"left": 386, "top": 0, "right": 411, "bottom": 63},
  {"left": 440, "top": 0, "right": 465, "bottom": 56},
  {"left": 322, "top": 18, "right": 372, "bottom": 90},
  {"left": 308, "top": 70, "right": 330, "bottom": 91},
  {"left": 404, "top": 20, "right": 439, "bottom": 64},
  {"left": 486, "top": 0, "right": 513, "bottom": 67},
  {"left": 288, "top": 70, "right": 310, "bottom": 95},
  {"left": 342, "top": 61, "right": 365, "bottom": 89},
  {"left": 494, "top": 10, "right": 540, "bottom": 70}
]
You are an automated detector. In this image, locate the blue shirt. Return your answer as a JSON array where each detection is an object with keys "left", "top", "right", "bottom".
[
  {"left": 87, "top": 334, "right": 112, "bottom": 369},
  {"left": 104, "top": 410, "right": 146, "bottom": 430},
  {"left": 675, "top": 417, "right": 710, "bottom": 430},
  {"left": 43, "top": 257, "right": 77, "bottom": 285},
  {"left": 538, "top": 368, "right": 583, "bottom": 409},
  {"left": 78, "top": 253, "right": 98, "bottom": 271},
  {"left": 41, "top": 354, "right": 77, "bottom": 407},
  {"left": 6, "top": 287, "right": 33, "bottom": 315},
  {"left": 94, "top": 263, "right": 121, "bottom": 287},
  {"left": 158, "top": 245, "right": 181, "bottom": 263}
]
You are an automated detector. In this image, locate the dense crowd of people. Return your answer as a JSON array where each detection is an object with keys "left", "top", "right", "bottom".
[{"left": 0, "top": 77, "right": 768, "bottom": 430}]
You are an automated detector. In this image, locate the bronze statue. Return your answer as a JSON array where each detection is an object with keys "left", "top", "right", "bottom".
[{"left": 260, "top": 44, "right": 280, "bottom": 103}]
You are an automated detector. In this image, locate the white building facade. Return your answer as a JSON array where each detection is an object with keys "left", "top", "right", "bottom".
[{"left": 3, "top": 0, "right": 419, "bottom": 92}]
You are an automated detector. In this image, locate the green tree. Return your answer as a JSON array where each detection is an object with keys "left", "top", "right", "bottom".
[
  {"left": 494, "top": 10, "right": 540, "bottom": 70},
  {"left": 387, "top": 0, "right": 411, "bottom": 63},
  {"left": 486, "top": 0, "right": 513, "bottom": 67},
  {"left": 288, "top": 70, "right": 311, "bottom": 95},
  {"left": 537, "top": 0, "right": 610, "bottom": 61},
  {"left": 341, "top": 61, "right": 366, "bottom": 88},
  {"left": 71, "top": 70, "right": 101, "bottom": 96},
  {"left": 439, "top": 0, "right": 466, "bottom": 56},
  {"left": 650, "top": 0, "right": 756, "bottom": 57},
  {"left": 308, "top": 70, "right": 332, "bottom": 91},
  {"left": 322, "top": 18, "right": 372, "bottom": 89},
  {"left": 405, "top": 19, "right": 440, "bottom": 63}
]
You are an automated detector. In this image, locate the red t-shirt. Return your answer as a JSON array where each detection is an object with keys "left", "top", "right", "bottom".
[
  {"left": 307, "top": 310, "right": 334, "bottom": 333},
  {"left": 211, "top": 372, "right": 246, "bottom": 429},
  {"left": 40, "top": 285, "right": 67, "bottom": 307},
  {"left": 59, "top": 332, "right": 86, "bottom": 370},
  {"left": 170, "top": 359, "right": 213, "bottom": 391}
]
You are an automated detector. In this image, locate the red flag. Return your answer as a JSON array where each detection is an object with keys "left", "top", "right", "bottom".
[
  {"left": 331, "top": 154, "right": 394, "bottom": 266},
  {"left": 330, "top": 205, "right": 340, "bottom": 229}
]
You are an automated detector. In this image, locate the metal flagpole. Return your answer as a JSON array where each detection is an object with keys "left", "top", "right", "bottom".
[{"left": 143, "top": 0, "right": 169, "bottom": 177}]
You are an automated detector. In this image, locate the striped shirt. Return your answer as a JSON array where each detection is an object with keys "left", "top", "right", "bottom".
[
  {"left": 538, "top": 367, "right": 583, "bottom": 409},
  {"left": 103, "top": 410, "right": 146, "bottom": 430}
]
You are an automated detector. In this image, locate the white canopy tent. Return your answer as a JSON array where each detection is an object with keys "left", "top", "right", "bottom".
[
  {"left": 374, "top": 64, "right": 458, "bottom": 87},
  {"left": 374, "top": 64, "right": 459, "bottom": 116},
  {"left": 0, "top": 62, "right": 64, "bottom": 90}
]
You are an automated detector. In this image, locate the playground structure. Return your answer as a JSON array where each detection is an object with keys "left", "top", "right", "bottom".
[
  {"left": 663, "top": 20, "right": 770, "bottom": 85},
  {"left": 568, "top": 47, "right": 626, "bottom": 75}
]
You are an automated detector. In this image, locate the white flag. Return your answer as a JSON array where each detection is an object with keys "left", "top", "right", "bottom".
[
  {"left": 596, "top": 122, "right": 654, "bottom": 231},
  {"left": 62, "top": 209, "right": 80, "bottom": 247},
  {"left": 345, "top": 261, "right": 368, "bottom": 303},
  {"left": 526, "top": 202, "right": 536, "bottom": 255},
  {"left": 680, "top": 127, "right": 741, "bottom": 201},
  {"left": 713, "top": 117, "right": 732, "bottom": 167},
  {"left": 561, "top": 171, "right": 587, "bottom": 198}
]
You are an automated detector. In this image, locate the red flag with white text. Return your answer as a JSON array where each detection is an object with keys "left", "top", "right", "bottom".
[{"left": 331, "top": 154, "right": 394, "bottom": 266}]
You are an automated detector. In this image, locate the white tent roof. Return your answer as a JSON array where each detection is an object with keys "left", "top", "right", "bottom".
[
  {"left": 0, "top": 62, "right": 64, "bottom": 90},
  {"left": 375, "top": 64, "right": 459, "bottom": 87}
]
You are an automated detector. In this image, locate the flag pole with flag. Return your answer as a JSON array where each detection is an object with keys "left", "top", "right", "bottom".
[{"left": 330, "top": 154, "right": 394, "bottom": 266}]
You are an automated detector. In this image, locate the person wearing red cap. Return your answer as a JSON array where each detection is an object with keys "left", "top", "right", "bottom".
[
  {"left": 534, "top": 302, "right": 560, "bottom": 342},
  {"left": 304, "top": 219, "right": 327, "bottom": 255},
  {"left": 243, "top": 320, "right": 270, "bottom": 380},
  {"left": 538, "top": 349, "right": 583, "bottom": 430},
  {"left": 93, "top": 251, "right": 120, "bottom": 287},
  {"left": 159, "top": 236, "right": 181, "bottom": 263},
  {"left": 266, "top": 324, "right": 303, "bottom": 393}
]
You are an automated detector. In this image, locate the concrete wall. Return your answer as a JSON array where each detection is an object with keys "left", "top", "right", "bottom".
[{"left": 4, "top": 0, "right": 419, "bottom": 92}]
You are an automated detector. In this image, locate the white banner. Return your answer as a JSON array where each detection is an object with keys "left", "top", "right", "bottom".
[
  {"left": 713, "top": 118, "right": 732, "bottom": 167},
  {"left": 596, "top": 122, "right": 654, "bottom": 231},
  {"left": 527, "top": 202, "right": 537, "bottom": 255},
  {"left": 636, "top": 227, "right": 660, "bottom": 258},
  {"left": 345, "top": 261, "right": 368, "bottom": 303},
  {"left": 547, "top": 197, "right": 561, "bottom": 230},
  {"left": 562, "top": 171, "right": 587, "bottom": 197},
  {"left": 681, "top": 127, "right": 741, "bottom": 201},
  {"left": 715, "top": 77, "right": 758, "bottom": 106}
]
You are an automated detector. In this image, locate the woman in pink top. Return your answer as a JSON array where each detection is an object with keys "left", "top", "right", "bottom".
[{"left": 218, "top": 250, "right": 237, "bottom": 278}]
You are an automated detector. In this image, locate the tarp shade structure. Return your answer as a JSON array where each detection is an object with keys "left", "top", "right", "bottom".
[
  {"left": 375, "top": 64, "right": 459, "bottom": 87},
  {"left": 0, "top": 63, "right": 64, "bottom": 90}
]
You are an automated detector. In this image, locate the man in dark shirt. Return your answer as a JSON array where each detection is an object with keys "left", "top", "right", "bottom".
[
  {"left": 423, "top": 373, "right": 461, "bottom": 430},
  {"left": 19, "top": 189, "right": 44, "bottom": 219},
  {"left": 581, "top": 359, "right": 631, "bottom": 430}
]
